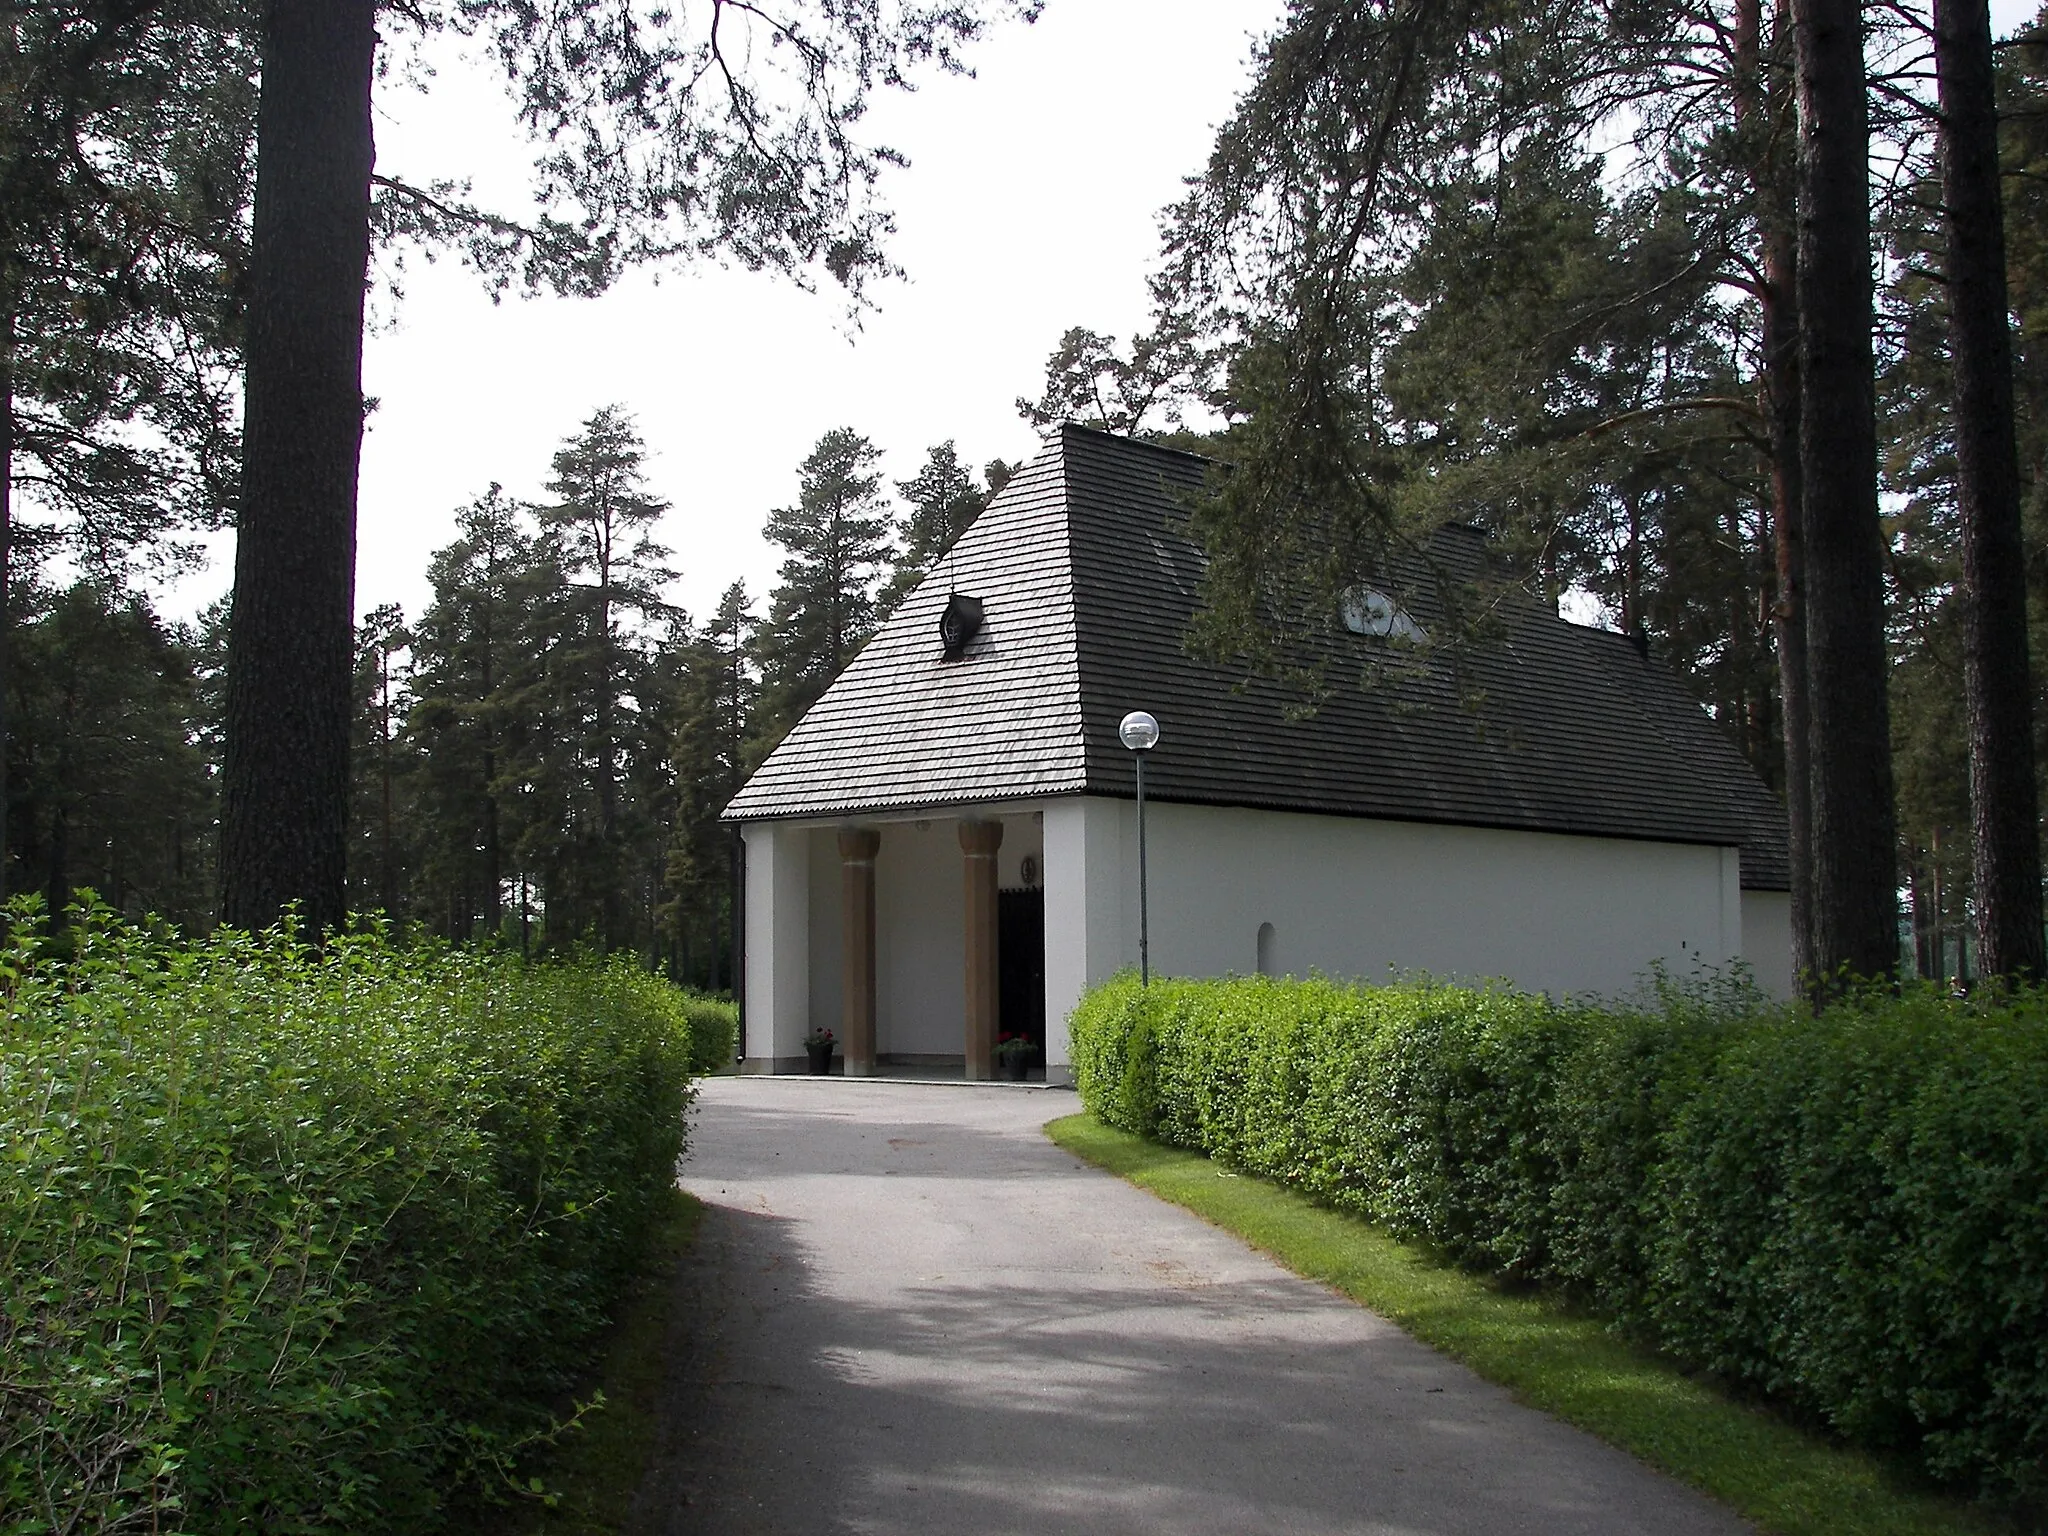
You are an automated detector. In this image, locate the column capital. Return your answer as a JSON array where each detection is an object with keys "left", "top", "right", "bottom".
[
  {"left": 958, "top": 818, "right": 1004, "bottom": 857},
  {"left": 837, "top": 827, "right": 880, "bottom": 862}
]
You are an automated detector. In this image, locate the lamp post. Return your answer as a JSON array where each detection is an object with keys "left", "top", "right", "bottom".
[{"left": 1119, "top": 710, "right": 1160, "bottom": 985}]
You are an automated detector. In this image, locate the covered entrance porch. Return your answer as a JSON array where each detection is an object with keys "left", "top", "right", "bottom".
[{"left": 740, "top": 808, "right": 1052, "bottom": 1079}]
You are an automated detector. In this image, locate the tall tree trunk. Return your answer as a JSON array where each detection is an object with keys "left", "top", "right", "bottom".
[
  {"left": 1766, "top": 275, "right": 1818, "bottom": 988},
  {"left": 481, "top": 600, "right": 503, "bottom": 938},
  {"left": 218, "top": 0, "right": 376, "bottom": 934},
  {"left": 1792, "top": 0, "right": 1898, "bottom": 985},
  {"left": 596, "top": 553, "right": 619, "bottom": 947},
  {"left": 1936, "top": 0, "right": 2045, "bottom": 982},
  {"left": 483, "top": 746, "right": 502, "bottom": 937},
  {"left": 378, "top": 641, "right": 395, "bottom": 916},
  {"left": 0, "top": 296, "right": 13, "bottom": 904},
  {"left": 1739, "top": 0, "right": 1819, "bottom": 988}
]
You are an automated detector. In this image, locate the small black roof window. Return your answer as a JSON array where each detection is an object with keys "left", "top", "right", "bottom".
[{"left": 940, "top": 592, "right": 984, "bottom": 660}]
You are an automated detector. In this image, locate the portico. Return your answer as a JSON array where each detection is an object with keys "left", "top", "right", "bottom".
[{"left": 741, "top": 809, "right": 1051, "bottom": 1079}]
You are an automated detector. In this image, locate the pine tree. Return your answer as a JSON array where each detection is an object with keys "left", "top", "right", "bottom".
[
  {"left": 666, "top": 581, "right": 755, "bottom": 988},
  {"left": 534, "top": 406, "right": 675, "bottom": 950},
  {"left": 2, "top": 3, "right": 254, "bottom": 898},
  {"left": 757, "top": 428, "right": 895, "bottom": 746},
  {"left": 1934, "top": 0, "right": 2044, "bottom": 980},
  {"left": 218, "top": 0, "right": 1033, "bottom": 932},
  {"left": 348, "top": 603, "right": 414, "bottom": 921},
  {"left": 408, "top": 485, "right": 536, "bottom": 942},
  {"left": 7, "top": 584, "right": 215, "bottom": 929},
  {"left": 1793, "top": 0, "right": 1898, "bottom": 984},
  {"left": 879, "top": 441, "right": 991, "bottom": 613}
]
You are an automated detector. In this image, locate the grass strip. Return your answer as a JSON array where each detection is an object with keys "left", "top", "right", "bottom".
[
  {"left": 480, "top": 1187, "right": 706, "bottom": 1536},
  {"left": 1045, "top": 1112, "right": 2004, "bottom": 1536}
]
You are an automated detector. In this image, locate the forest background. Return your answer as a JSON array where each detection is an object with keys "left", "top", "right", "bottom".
[{"left": 7, "top": 0, "right": 2047, "bottom": 992}]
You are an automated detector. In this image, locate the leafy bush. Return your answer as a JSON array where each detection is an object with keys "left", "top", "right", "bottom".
[
  {"left": 1069, "top": 970, "right": 2048, "bottom": 1506},
  {"left": 677, "top": 993, "right": 738, "bottom": 1074},
  {"left": 1, "top": 903, "right": 699, "bottom": 1535}
]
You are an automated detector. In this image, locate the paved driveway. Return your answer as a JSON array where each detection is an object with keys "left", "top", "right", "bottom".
[{"left": 643, "top": 1077, "right": 1748, "bottom": 1536}]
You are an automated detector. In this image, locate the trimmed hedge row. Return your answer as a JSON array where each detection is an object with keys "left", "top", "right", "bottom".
[
  {"left": 677, "top": 993, "right": 738, "bottom": 1074},
  {"left": 2, "top": 904, "right": 707, "bottom": 1534},
  {"left": 1069, "top": 970, "right": 2048, "bottom": 1506}
]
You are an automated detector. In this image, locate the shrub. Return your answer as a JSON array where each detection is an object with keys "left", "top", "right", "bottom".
[
  {"left": 677, "top": 993, "right": 739, "bottom": 1074},
  {"left": 0, "top": 902, "right": 699, "bottom": 1534},
  {"left": 1067, "top": 969, "right": 2048, "bottom": 1507}
]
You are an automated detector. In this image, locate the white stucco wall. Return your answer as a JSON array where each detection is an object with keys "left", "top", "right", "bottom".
[
  {"left": 1741, "top": 889, "right": 1794, "bottom": 998},
  {"left": 740, "top": 821, "right": 809, "bottom": 1063},
  {"left": 805, "top": 829, "right": 844, "bottom": 1045},
  {"left": 1042, "top": 796, "right": 1762, "bottom": 1063},
  {"left": 874, "top": 819, "right": 967, "bottom": 1057},
  {"left": 1043, "top": 797, "right": 1124, "bottom": 1068},
  {"left": 746, "top": 797, "right": 1783, "bottom": 1072}
]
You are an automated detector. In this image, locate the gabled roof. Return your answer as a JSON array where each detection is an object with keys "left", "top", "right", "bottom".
[{"left": 725, "top": 424, "right": 1790, "bottom": 891}]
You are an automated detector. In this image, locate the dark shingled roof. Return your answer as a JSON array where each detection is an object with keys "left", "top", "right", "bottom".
[{"left": 725, "top": 424, "right": 1791, "bottom": 891}]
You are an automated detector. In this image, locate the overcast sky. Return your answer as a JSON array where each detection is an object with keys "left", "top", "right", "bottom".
[
  {"left": 322, "top": 1, "right": 1281, "bottom": 631},
  {"left": 160, "top": 0, "right": 2040, "bottom": 631}
]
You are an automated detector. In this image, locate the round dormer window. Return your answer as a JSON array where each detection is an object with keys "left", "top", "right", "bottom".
[{"left": 1340, "top": 585, "right": 1425, "bottom": 643}]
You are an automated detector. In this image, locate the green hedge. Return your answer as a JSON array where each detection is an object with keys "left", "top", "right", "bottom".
[
  {"left": 1069, "top": 970, "right": 2048, "bottom": 1507},
  {"left": 1, "top": 903, "right": 701, "bottom": 1535},
  {"left": 677, "top": 993, "right": 738, "bottom": 1074}
]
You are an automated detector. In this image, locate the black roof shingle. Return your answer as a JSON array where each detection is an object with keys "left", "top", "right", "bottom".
[{"left": 725, "top": 424, "right": 1791, "bottom": 891}]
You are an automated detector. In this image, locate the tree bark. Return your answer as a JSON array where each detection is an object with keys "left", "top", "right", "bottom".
[
  {"left": 596, "top": 532, "right": 619, "bottom": 946},
  {"left": 1736, "top": 0, "right": 1820, "bottom": 990},
  {"left": 0, "top": 296, "right": 14, "bottom": 904},
  {"left": 218, "top": 0, "right": 376, "bottom": 934},
  {"left": 1764, "top": 219, "right": 1818, "bottom": 989},
  {"left": 378, "top": 640, "right": 395, "bottom": 916},
  {"left": 1936, "top": 0, "right": 2045, "bottom": 982},
  {"left": 1792, "top": 0, "right": 1898, "bottom": 985}
]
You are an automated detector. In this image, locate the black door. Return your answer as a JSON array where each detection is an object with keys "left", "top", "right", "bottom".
[{"left": 998, "top": 888, "right": 1046, "bottom": 1054}]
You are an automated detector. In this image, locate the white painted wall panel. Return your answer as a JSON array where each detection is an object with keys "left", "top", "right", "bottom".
[
  {"left": 741, "top": 822, "right": 809, "bottom": 1062},
  {"left": 1741, "top": 890, "right": 1794, "bottom": 999},
  {"left": 1043, "top": 796, "right": 1122, "bottom": 1067},
  {"left": 806, "top": 829, "right": 844, "bottom": 1045},
  {"left": 874, "top": 818, "right": 968, "bottom": 1056},
  {"left": 1046, "top": 797, "right": 1771, "bottom": 1060}
]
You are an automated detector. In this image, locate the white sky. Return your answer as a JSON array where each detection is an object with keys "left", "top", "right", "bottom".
[
  {"left": 333, "top": 2, "right": 1282, "bottom": 631},
  {"left": 154, "top": 0, "right": 2039, "bottom": 632}
]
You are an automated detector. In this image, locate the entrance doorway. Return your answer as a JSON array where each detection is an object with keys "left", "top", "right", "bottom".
[{"left": 997, "top": 888, "right": 1045, "bottom": 1062}]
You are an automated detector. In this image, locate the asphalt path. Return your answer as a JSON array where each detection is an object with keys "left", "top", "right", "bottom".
[{"left": 641, "top": 1076, "right": 1749, "bottom": 1536}]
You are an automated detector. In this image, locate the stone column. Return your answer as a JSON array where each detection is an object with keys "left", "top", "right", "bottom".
[
  {"left": 959, "top": 819, "right": 1004, "bottom": 1080},
  {"left": 838, "top": 828, "right": 880, "bottom": 1077}
]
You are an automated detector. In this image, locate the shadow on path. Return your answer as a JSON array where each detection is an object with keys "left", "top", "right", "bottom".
[{"left": 638, "top": 1079, "right": 1750, "bottom": 1536}]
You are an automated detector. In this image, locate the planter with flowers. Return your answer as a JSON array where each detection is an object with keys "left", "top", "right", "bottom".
[
  {"left": 994, "top": 1033, "right": 1035, "bottom": 1081},
  {"left": 804, "top": 1027, "right": 836, "bottom": 1075}
]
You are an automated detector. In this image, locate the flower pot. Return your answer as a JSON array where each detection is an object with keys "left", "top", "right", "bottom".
[
  {"left": 805, "top": 1043, "right": 834, "bottom": 1075},
  {"left": 998, "top": 1054, "right": 1030, "bottom": 1082}
]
